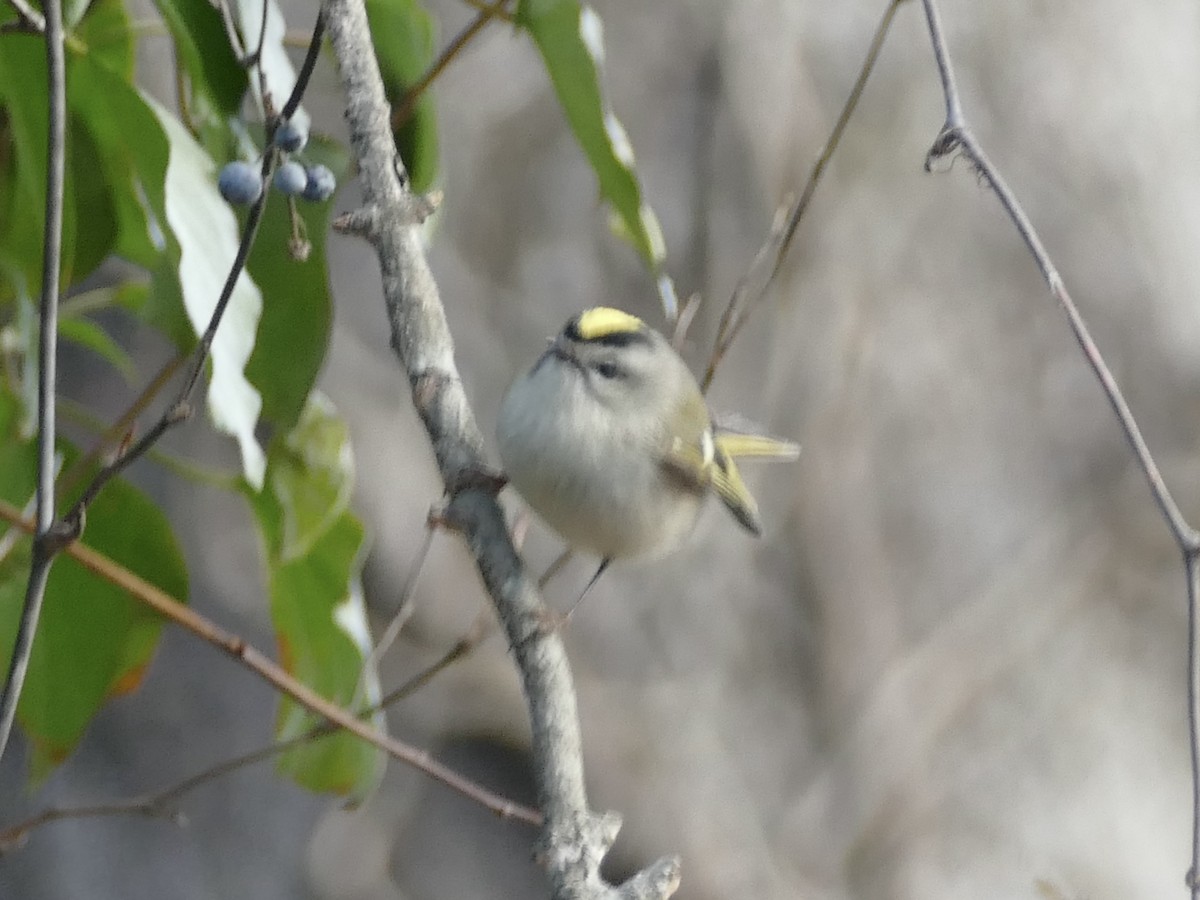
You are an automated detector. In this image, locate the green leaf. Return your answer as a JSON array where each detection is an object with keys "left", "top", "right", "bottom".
[
  {"left": 0, "top": 385, "right": 36, "bottom": 503},
  {"left": 21, "top": 478, "right": 188, "bottom": 782},
  {"left": 0, "top": 35, "right": 61, "bottom": 303},
  {"left": 267, "top": 392, "right": 353, "bottom": 562},
  {"left": 244, "top": 137, "right": 347, "bottom": 430},
  {"left": 364, "top": 0, "right": 439, "bottom": 192},
  {"left": 146, "top": 98, "right": 267, "bottom": 489},
  {"left": 63, "top": 112, "right": 120, "bottom": 285},
  {"left": 245, "top": 393, "right": 383, "bottom": 799},
  {"left": 0, "top": 0, "right": 155, "bottom": 303},
  {"left": 0, "top": 389, "right": 189, "bottom": 783},
  {"left": 65, "top": 65, "right": 265, "bottom": 490},
  {"left": 58, "top": 316, "right": 138, "bottom": 382},
  {"left": 113, "top": 280, "right": 150, "bottom": 313},
  {"left": 66, "top": 52, "right": 169, "bottom": 270},
  {"left": 151, "top": 0, "right": 247, "bottom": 118},
  {"left": 517, "top": 0, "right": 666, "bottom": 271},
  {"left": 270, "top": 513, "right": 382, "bottom": 798},
  {"left": 66, "top": 7, "right": 269, "bottom": 494},
  {"left": 140, "top": 254, "right": 195, "bottom": 351},
  {"left": 63, "top": 0, "right": 93, "bottom": 31},
  {"left": 75, "top": 0, "right": 136, "bottom": 78}
]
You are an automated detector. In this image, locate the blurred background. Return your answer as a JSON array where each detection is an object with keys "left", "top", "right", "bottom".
[{"left": 4, "top": 0, "right": 1199, "bottom": 897}]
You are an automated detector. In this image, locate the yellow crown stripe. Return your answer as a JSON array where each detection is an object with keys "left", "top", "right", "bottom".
[{"left": 574, "top": 307, "right": 645, "bottom": 341}]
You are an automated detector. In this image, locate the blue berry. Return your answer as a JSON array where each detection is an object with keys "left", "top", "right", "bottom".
[
  {"left": 273, "top": 161, "right": 308, "bottom": 197},
  {"left": 218, "top": 161, "right": 263, "bottom": 205},
  {"left": 301, "top": 164, "right": 336, "bottom": 203},
  {"left": 273, "top": 119, "right": 308, "bottom": 153}
]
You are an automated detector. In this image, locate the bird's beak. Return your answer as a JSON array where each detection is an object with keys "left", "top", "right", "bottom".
[{"left": 535, "top": 334, "right": 581, "bottom": 373}]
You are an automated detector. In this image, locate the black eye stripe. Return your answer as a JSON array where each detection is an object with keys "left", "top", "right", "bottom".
[{"left": 592, "top": 361, "right": 622, "bottom": 379}]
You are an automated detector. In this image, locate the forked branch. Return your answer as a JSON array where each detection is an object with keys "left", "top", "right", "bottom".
[{"left": 916, "top": 0, "right": 1200, "bottom": 893}]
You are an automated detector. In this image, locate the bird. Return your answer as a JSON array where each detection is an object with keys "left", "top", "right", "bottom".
[{"left": 496, "top": 306, "right": 798, "bottom": 600}]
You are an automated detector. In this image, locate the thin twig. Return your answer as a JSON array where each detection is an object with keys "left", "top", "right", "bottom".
[
  {"left": 670, "top": 292, "right": 702, "bottom": 352},
  {"left": 280, "top": 9, "right": 324, "bottom": 122},
  {"left": 1190, "top": 553, "right": 1200, "bottom": 894},
  {"left": 0, "top": 0, "right": 67, "bottom": 764},
  {"left": 60, "top": 12, "right": 326, "bottom": 531},
  {"left": 916, "top": 0, "right": 1200, "bottom": 893},
  {"left": 0, "top": 802, "right": 183, "bottom": 854},
  {"left": 355, "top": 522, "right": 436, "bottom": 705},
  {"left": 390, "top": 0, "right": 511, "bottom": 131},
  {"left": 3, "top": 0, "right": 44, "bottom": 31},
  {"left": 916, "top": 4, "right": 1200, "bottom": 561},
  {"left": 57, "top": 285, "right": 128, "bottom": 318},
  {"left": 0, "top": 493, "right": 35, "bottom": 566},
  {"left": 382, "top": 612, "right": 495, "bottom": 702},
  {"left": 700, "top": 0, "right": 905, "bottom": 393},
  {"left": 248, "top": 0, "right": 270, "bottom": 69},
  {"left": 459, "top": 0, "right": 514, "bottom": 20},
  {"left": 173, "top": 43, "right": 198, "bottom": 137},
  {"left": 56, "top": 352, "right": 187, "bottom": 499},
  {"left": 59, "top": 167, "right": 264, "bottom": 520},
  {"left": 57, "top": 398, "right": 239, "bottom": 491},
  {"left": 538, "top": 548, "right": 573, "bottom": 591},
  {"left": 215, "top": 0, "right": 246, "bottom": 60},
  {"left": 0, "top": 498, "right": 542, "bottom": 826},
  {"left": 0, "top": 611, "right": 497, "bottom": 852}
]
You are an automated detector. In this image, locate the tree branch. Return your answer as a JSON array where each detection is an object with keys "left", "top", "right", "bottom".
[
  {"left": 0, "top": 611, "right": 497, "bottom": 852},
  {"left": 701, "top": 0, "right": 906, "bottom": 393},
  {"left": 390, "top": 0, "right": 511, "bottom": 131},
  {"left": 2, "top": 0, "right": 44, "bottom": 32},
  {"left": 916, "top": 0, "right": 1200, "bottom": 894},
  {"left": 0, "top": 498, "right": 540, "bottom": 827},
  {"left": 321, "top": 0, "right": 679, "bottom": 895},
  {"left": 56, "top": 352, "right": 188, "bottom": 499},
  {"left": 62, "top": 10, "right": 327, "bottom": 534},
  {"left": 0, "top": 0, "right": 67, "bottom": 764}
]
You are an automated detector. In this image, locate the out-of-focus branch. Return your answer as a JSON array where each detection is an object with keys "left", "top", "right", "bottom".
[
  {"left": 2, "top": 0, "right": 44, "bottom": 32},
  {"left": 915, "top": 1, "right": 1200, "bottom": 894},
  {"left": 321, "top": 0, "right": 680, "bottom": 895},
  {"left": 56, "top": 352, "right": 188, "bottom": 499},
  {"left": 390, "top": 0, "right": 511, "bottom": 130},
  {"left": 701, "top": 0, "right": 907, "bottom": 393}
]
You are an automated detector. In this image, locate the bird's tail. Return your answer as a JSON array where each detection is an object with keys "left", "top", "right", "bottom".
[{"left": 709, "top": 430, "right": 800, "bottom": 535}]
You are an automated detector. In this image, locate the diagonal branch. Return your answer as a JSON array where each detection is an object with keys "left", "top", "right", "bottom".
[
  {"left": 62, "top": 11, "right": 326, "bottom": 532},
  {"left": 321, "top": 0, "right": 679, "bottom": 895},
  {"left": 916, "top": 1, "right": 1200, "bottom": 894},
  {"left": 701, "top": 0, "right": 907, "bottom": 393},
  {"left": 919, "top": 1, "right": 1195, "bottom": 551},
  {"left": 0, "top": 612, "right": 497, "bottom": 852},
  {"left": 2, "top": 0, "right": 44, "bottom": 32},
  {"left": 0, "top": 498, "right": 540, "bottom": 826},
  {"left": 390, "top": 0, "right": 511, "bottom": 131}
]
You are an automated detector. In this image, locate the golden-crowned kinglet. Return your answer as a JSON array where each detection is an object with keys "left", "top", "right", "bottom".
[{"left": 497, "top": 307, "right": 798, "bottom": 568}]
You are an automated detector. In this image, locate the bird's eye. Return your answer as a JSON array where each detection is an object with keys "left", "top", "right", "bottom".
[{"left": 593, "top": 361, "right": 621, "bottom": 379}]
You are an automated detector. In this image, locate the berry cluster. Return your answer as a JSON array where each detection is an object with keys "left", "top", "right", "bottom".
[{"left": 217, "top": 119, "right": 336, "bottom": 206}]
